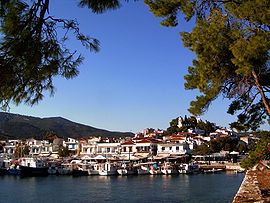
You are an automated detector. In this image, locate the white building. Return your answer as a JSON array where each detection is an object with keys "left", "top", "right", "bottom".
[
  {"left": 157, "top": 142, "right": 190, "bottom": 155},
  {"left": 63, "top": 137, "right": 78, "bottom": 151}
]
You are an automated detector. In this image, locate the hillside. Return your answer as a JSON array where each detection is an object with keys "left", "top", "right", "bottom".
[{"left": 0, "top": 112, "right": 133, "bottom": 140}]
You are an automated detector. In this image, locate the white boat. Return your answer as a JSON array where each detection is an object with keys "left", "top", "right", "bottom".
[
  {"left": 117, "top": 163, "right": 137, "bottom": 175},
  {"left": 149, "top": 164, "right": 162, "bottom": 175},
  {"left": 161, "top": 162, "right": 178, "bottom": 175},
  {"left": 99, "top": 162, "right": 117, "bottom": 176},
  {"left": 136, "top": 162, "right": 155, "bottom": 175},
  {"left": 88, "top": 163, "right": 100, "bottom": 175},
  {"left": 178, "top": 163, "right": 200, "bottom": 174},
  {"left": 203, "top": 168, "right": 223, "bottom": 173}
]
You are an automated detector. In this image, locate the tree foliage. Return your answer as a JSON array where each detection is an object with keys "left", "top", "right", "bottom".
[
  {"left": 58, "top": 145, "right": 70, "bottom": 157},
  {"left": 0, "top": 0, "right": 131, "bottom": 110},
  {"left": 166, "top": 116, "right": 215, "bottom": 134},
  {"left": 14, "top": 143, "right": 30, "bottom": 158},
  {"left": 145, "top": 0, "right": 270, "bottom": 131},
  {"left": 193, "top": 136, "right": 246, "bottom": 155},
  {"left": 241, "top": 131, "right": 270, "bottom": 169}
]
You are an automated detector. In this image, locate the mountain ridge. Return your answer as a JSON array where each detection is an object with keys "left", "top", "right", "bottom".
[{"left": 0, "top": 112, "right": 134, "bottom": 140}]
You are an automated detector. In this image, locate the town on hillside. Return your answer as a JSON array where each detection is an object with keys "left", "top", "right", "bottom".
[{"left": 0, "top": 116, "right": 259, "bottom": 176}]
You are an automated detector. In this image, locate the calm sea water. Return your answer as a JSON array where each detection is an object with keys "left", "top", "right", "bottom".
[{"left": 0, "top": 173, "right": 244, "bottom": 203}]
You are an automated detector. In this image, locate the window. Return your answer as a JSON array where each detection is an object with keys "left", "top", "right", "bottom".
[
  {"left": 161, "top": 147, "right": 165, "bottom": 151},
  {"left": 176, "top": 146, "right": 179, "bottom": 151},
  {"left": 169, "top": 147, "right": 172, "bottom": 150}
]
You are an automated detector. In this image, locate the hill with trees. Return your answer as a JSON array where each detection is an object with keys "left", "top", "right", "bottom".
[{"left": 0, "top": 112, "right": 133, "bottom": 140}]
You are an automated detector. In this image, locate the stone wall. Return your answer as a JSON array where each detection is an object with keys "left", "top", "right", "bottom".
[{"left": 232, "top": 161, "right": 270, "bottom": 203}]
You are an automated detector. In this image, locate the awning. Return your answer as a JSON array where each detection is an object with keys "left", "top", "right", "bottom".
[{"left": 92, "top": 155, "right": 106, "bottom": 160}]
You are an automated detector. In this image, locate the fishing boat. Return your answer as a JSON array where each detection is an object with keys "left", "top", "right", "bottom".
[
  {"left": 136, "top": 162, "right": 154, "bottom": 175},
  {"left": 149, "top": 163, "right": 162, "bottom": 175},
  {"left": 7, "top": 159, "right": 21, "bottom": 175},
  {"left": 161, "top": 162, "right": 178, "bottom": 175},
  {"left": 178, "top": 163, "right": 200, "bottom": 174},
  {"left": 0, "top": 157, "right": 9, "bottom": 175},
  {"left": 117, "top": 162, "right": 137, "bottom": 176},
  {"left": 58, "top": 163, "right": 72, "bottom": 175},
  {"left": 203, "top": 168, "right": 223, "bottom": 173},
  {"left": 72, "top": 161, "right": 89, "bottom": 176},
  {"left": 48, "top": 161, "right": 60, "bottom": 175},
  {"left": 88, "top": 163, "right": 100, "bottom": 175},
  {"left": 19, "top": 157, "right": 48, "bottom": 176},
  {"left": 99, "top": 162, "right": 117, "bottom": 176}
]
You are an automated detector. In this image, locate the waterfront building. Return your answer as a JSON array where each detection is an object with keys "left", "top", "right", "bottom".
[
  {"left": 157, "top": 142, "right": 191, "bottom": 156},
  {"left": 96, "top": 142, "right": 121, "bottom": 158},
  {"left": 3, "top": 140, "right": 20, "bottom": 154},
  {"left": 64, "top": 137, "right": 79, "bottom": 152}
]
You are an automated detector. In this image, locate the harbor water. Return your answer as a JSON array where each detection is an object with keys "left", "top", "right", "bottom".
[{"left": 0, "top": 172, "right": 244, "bottom": 203}]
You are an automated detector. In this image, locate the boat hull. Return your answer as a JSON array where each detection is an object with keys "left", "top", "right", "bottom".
[
  {"left": 19, "top": 165, "right": 48, "bottom": 177},
  {"left": 0, "top": 168, "right": 8, "bottom": 176},
  {"left": 137, "top": 168, "right": 149, "bottom": 175},
  {"left": 72, "top": 169, "right": 89, "bottom": 176},
  {"left": 117, "top": 169, "right": 136, "bottom": 176},
  {"left": 99, "top": 170, "right": 117, "bottom": 176}
]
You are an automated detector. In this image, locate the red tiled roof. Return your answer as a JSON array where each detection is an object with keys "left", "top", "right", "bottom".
[{"left": 121, "top": 140, "right": 135, "bottom": 145}]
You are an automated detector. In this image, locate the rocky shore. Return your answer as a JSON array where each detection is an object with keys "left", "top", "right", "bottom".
[{"left": 233, "top": 161, "right": 270, "bottom": 203}]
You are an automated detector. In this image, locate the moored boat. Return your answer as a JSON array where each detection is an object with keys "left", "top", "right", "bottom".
[
  {"left": 149, "top": 163, "right": 162, "bottom": 175},
  {"left": 117, "top": 162, "right": 137, "bottom": 176},
  {"left": 99, "top": 162, "right": 117, "bottom": 176},
  {"left": 58, "top": 163, "right": 72, "bottom": 175},
  {"left": 178, "top": 163, "right": 200, "bottom": 174},
  {"left": 19, "top": 157, "right": 48, "bottom": 176},
  {"left": 161, "top": 162, "right": 178, "bottom": 175},
  {"left": 203, "top": 168, "right": 223, "bottom": 173},
  {"left": 88, "top": 163, "right": 100, "bottom": 175}
]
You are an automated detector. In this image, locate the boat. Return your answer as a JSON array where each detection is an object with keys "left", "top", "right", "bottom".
[
  {"left": 7, "top": 159, "right": 21, "bottom": 175},
  {"left": 0, "top": 157, "right": 9, "bottom": 175},
  {"left": 203, "top": 168, "right": 223, "bottom": 173},
  {"left": 161, "top": 162, "right": 178, "bottom": 175},
  {"left": 57, "top": 163, "right": 72, "bottom": 175},
  {"left": 72, "top": 161, "right": 89, "bottom": 176},
  {"left": 19, "top": 157, "right": 48, "bottom": 176},
  {"left": 48, "top": 162, "right": 60, "bottom": 175},
  {"left": 117, "top": 162, "right": 137, "bottom": 176},
  {"left": 178, "top": 163, "right": 200, "bottom": 174},
  {"left": 99, "top": 162, "right": 117, "bottom": 176},
  {"left": 136, "top": 162, "right": 153, "bottom": 175},
  {"left": 149, "top": 163, "right": 162, "bottom": 175},
  {"left": 0, "top": 168, "right": 7, "bottom": 176},
  {"left": 88, "top": 163, "right": 100, "bottom": 175}
]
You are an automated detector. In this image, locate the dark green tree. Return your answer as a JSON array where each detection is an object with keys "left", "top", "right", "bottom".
[
  {"left": 0, "top": 0, "right": 128, "bottom": 110},
  {"left": 167, "top": 117, "right": 181, "bottom": 134},
  {"left": 241, "top": 132, "right": 270, "bottom": 169},
  {"left": 145, "top": 0, "right": 270, "bottom": 131},
  {"left": 197, "top": 120, "right": 215, "bottom": 134},
  {"left": 58, "top": 145, "right": 70, "bottom": 157},
  {"left": 193, "top": 143, "right": 210, "bottom": 155}
]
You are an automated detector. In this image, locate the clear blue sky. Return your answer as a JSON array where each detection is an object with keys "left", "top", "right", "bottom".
[{"left": 8, "top": 0, "right": 269, "bottom": 132}]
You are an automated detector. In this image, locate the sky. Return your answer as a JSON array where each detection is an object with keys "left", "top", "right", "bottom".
[{"left": 8, "top": 0, "right": 269, "bottom": 133}]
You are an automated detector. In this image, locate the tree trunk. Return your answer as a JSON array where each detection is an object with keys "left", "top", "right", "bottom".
[{"left": 252, "top": 70, "right": 270, "bottom": 117}]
